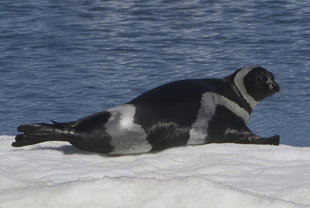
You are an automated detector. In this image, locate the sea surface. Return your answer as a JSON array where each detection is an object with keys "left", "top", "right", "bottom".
[{"left": 0, "top": 0, "right": 309, "bottom": 146}]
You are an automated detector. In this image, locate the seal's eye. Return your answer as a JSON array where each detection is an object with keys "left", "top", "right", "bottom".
[{"left": 256, "top": 75, "right": 267, "bottom": 82}]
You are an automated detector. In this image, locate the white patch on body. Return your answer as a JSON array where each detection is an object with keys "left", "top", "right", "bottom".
[
  {"left": 188, "top": 92, "right": 250, "bottom": 145},
  {"left": 234, "top": 66, "right": 259, "bottom": 109},
  {"left": 105, "top": 104, "right": 151, "bottom": 155}
]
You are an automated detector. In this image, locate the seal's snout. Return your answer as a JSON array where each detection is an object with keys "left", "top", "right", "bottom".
[{"left": 271, "top": 81, "right": 280, "bottom": 92}]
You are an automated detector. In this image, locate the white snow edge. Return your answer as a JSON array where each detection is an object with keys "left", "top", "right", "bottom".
[{"left": 1, "top": 136, "right": 310, "bottom": 208}]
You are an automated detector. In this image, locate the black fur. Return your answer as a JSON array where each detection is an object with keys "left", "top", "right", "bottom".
[
  {"left": 145, "top": 122, "right": 190, "bottom": 151},
  {"left": 243, "top": 67, "right": 280, "bottom": 101},
  {"left": 13, "top": 111, "right": 114, "bottom": 154},
  {"left": 13, "top": 66, "right": 280, "bottom": 155}
]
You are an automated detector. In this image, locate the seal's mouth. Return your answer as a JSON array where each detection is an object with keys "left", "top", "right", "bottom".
[
  {"left": 271, "top": 81, "right": 280, "bottom": 93},
  {"left": 264, "top": 81, "right": 280, "bottom": 99}
]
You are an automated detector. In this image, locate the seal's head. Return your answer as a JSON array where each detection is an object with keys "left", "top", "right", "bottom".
[
  {"left": 243, "top": 66, "right": 280, "bottom": 101},
  {"left": 234, "top": 66, "right": 280, "bottom": 109}
]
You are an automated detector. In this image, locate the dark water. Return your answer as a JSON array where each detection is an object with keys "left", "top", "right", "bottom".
[{"left": 1, "top": 0, "right": 309, "bottom": 146}]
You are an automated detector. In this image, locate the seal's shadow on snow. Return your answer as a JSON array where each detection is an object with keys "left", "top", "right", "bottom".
[
  {"left": 12, "top": 143, "right": 142, "bottom": 157},
  {"left": 31, "top": 145, "right": 100, "bottom": 155},
  {"left": 27, "top": 144, "right": 155, "bottom": 157}
]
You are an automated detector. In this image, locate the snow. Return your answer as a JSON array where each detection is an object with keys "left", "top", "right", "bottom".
[{"left": 1, "top": 135, "right": 310, "bottom": 208}]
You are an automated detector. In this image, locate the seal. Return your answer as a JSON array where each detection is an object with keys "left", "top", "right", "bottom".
[{"left": 12, "top": 66, "right": 280, "bottom": 155}]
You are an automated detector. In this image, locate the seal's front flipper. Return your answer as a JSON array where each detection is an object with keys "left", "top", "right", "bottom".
[
  {"left": 247, "top": 134, "right": 280, "bottom": 145},
  {"left": 225, "top": 128, "right": 280, "bottom": 145},
  {"left": 264, "top": 135, "right": 280, "bottom": 145}
]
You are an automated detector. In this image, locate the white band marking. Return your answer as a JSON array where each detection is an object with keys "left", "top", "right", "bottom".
[
  {"left": 188, "top": 92, "right": 250, "bottom": 145},
  {"left": 234, "top": 66, "right": 259, "bottom": 109}
]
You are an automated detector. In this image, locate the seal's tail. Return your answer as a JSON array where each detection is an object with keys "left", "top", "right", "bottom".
[{"left": 12, "top": 121, "right": 71, "bottom": 147}]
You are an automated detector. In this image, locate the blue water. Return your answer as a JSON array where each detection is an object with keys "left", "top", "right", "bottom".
[{"left": 1, "top": 0, "right": 309, "bottom": 146}]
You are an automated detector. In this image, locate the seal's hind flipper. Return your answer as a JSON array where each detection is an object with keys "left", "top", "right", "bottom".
[
  {"left": 12, "top": 123, "right": 71, "bottom": 147},
  {"left": 12, "top": 134, "right": 50, "bottom": 147}
]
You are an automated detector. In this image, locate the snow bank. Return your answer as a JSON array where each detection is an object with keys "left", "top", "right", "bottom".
[{"left": 1, "top": 136, "right": 310, "bottom": 208}]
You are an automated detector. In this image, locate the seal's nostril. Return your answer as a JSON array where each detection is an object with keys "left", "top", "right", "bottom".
[
  {"left": 269, "top": 82, "right": 280, "bottom": 92},
  {"left": 273, "top": 83, "right": 280, "bottom": 92}
]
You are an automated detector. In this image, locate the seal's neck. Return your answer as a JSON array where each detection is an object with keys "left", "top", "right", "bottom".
[
  {"left": 224, "top": 67, "right": 259, "bottom": 114},
  {"left": 232, "top": 66, "right": 259, "bottom": 110}
]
